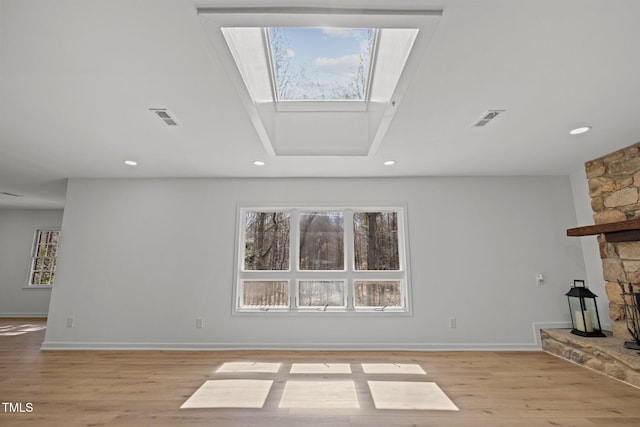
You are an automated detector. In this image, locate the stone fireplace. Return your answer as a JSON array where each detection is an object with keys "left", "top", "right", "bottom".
[
  {"left": 541, "top": 143, "right": 640, "bottom": 388},
  {"left": 578, "top": 141, "right": 640, "bottom": 340}
]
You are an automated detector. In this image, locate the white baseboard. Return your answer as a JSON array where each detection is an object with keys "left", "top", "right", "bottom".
[
  {"left": 41, "top": 341, "right": 541, "bottom": 351},
  {"left": 0, "top": 313, "right": 48, "bottom": 318},
  {"left": 39, "top": 322, "right": 573, "bottom": 351}
]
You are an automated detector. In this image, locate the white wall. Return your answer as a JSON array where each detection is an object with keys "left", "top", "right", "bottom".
[
  {"left": 569, "top": 168, "right": 609, "bottom": 329},
  {"left": 0, "top": 209, "right": 64, "bottom": 316},
  {"left": 43, "top": 177, "right": 585, "bottom": 350}
]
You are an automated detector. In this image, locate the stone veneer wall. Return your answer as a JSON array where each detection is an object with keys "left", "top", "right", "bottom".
[{"left": 586, "top": 141, "right": 640, "bottom": 339}]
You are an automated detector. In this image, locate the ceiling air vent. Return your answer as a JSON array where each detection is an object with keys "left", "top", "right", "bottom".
[
  {"left": 149, "top": 108, "right": 180, "bottom": 127},
  {"left": 473, "top": 110, "right": 505, "bottom": 127},
  {"left": 0, "top": 191, "right": 23, "bottom": 197}
]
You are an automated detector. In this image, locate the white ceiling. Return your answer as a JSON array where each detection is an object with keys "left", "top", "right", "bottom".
[{"left": 2, "top": 0, "right": 640, "bottom": 208}]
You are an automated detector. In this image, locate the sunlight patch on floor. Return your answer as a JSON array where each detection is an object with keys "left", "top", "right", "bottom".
[
  {"left": 361, "top": 363, "right": 426, "bottom": 375},
  {"left": 367, "top": 381, "right": 458, "bottom": 410},
  {"left": 180, "top": 379, "right": 273, "bottom": 409},
  {"left": 215, "top": 362, "right": 281, "bottom": 373},
  {"left": 182, "top": 361, "right": 459, "bottom": 411},
  {"left": 279, "top": 380, "right": 359, "bottom": 409},
  {"left": 0, "top": 324, "right": 46, "bottom": 336},
  {"left": 290, "top": 363, "right": 352, "bottom": 374}
]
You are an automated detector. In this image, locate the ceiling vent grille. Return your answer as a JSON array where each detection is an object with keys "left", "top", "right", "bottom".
[
  {"left": 473, "top": 110, "right": 505, "bottom": 127},
  {"left": 0, "top": 191, "right": 23, "bottom": 197},
  {"left": 149, "top": 108, "right": 180, "bottom": 127}
]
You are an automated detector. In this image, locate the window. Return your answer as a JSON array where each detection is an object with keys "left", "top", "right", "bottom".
[
  {"left": 299, "top": 211, "right": 344, "bottom": 270},
  {"left": 267, "top": 27, "right": 375, "bottom": 102},
  {"left": 28, "top": 229, "right": 59, "bottom": 286},
  {"left": 298, "top": 280, "right": 345, "bottom": 308},
  {"left": 236, "top": 207, "right": 408, "bottom": 313},
  {"left": 243, "top": 211, "right": 290, "bottom": 271}
]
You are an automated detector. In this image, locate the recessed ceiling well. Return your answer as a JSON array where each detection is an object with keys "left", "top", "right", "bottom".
[{"left": 198, "top": 7, "right": 442, "bottom": 157}]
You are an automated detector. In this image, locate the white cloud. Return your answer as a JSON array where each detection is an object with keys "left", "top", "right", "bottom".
[
  {"left": 321, "top": 28, "right": 361, "bottom": 38},
  {"left": 284, "top": 48, "right": 295, "bottom": 58},
  {"left": 314, "top": 54, "right": 361, "bottom": 76}
]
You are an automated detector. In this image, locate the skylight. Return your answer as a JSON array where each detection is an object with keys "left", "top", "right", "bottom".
[
  {"left": 198, "top": 7, "right": 442, "bottom": 156},
  {"left": 221, "top": 26, "right": 418, "bottom": 112},
  {"left": 266, "top": 27, "right": 375, "bottom": 102}
]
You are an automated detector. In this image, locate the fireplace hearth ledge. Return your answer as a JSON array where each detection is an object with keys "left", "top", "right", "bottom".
[{"left": 541, "top": 328, "right": 640, "bottom": 389}]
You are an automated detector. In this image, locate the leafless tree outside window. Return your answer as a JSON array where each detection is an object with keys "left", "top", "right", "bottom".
[
  {"left": 355, "top": 281, "right": 402, "bottom": 307},
  {"left": 353, "top": 212, "right": 399, "bottom": 271},
  {"left": 244, "top": 212, "right": 290, "bottom": 271},
  {"left": 242, "top": 281, "right": 289, "bottom": 307},
  {"left": 299, "top": 211, "right": 344, "bottom": 270},
  {"left": 298, "top": 280, "right": 345, "bottom": 307},
  {"left": 268, "top": 28, "right": 373, "bottom": 101}
]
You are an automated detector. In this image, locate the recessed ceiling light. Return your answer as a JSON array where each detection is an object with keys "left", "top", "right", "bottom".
[
  {"left": 570, "top": 126, "right": 591, "bottom": 135},
  {"left": 253, "top": 160, "right": 265, "bottom": 166},
  {"left": 123, "top": 160, "right": 138, "bottom": 166},
  {"left": 383, "top": 160, "right": 396, "bottom": 166}
]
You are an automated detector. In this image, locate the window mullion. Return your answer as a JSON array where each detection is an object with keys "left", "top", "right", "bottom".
[
  {"left": 344, "top": 209, "right": 355, "bottom": 308},
  {"left": 290, "top": 209, "right": 300, "bottom": 309},
  {"left": 236, "top": 208, "right": 247, "bottom": 308},
  {"left": 29, "top": 231, "right": 39, "bottom": 285}
]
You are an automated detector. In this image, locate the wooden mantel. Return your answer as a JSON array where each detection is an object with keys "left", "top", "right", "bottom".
[{"left": 567, "top": 218, "right": 640, "bottom": 242}]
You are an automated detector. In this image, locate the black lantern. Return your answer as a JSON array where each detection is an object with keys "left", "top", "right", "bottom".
[{"left": 566, "top": 280, "right": 605, "bottom": 337}]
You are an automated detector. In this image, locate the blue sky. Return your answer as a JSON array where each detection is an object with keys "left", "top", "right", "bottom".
[{"left": 267, "top": 27, "right": 374, "bottom": 100}]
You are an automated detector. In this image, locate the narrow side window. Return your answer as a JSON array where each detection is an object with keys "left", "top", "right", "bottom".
[{"left": 29, "top": 230, "right": 60, "bottom": 286}]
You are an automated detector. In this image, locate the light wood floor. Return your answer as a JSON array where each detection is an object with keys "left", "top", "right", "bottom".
[{"left": 1, "top": 318, "right": 640, "bottom": 426}]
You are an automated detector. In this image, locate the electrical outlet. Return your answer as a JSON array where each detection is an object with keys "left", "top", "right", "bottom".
[
  {"left": 448, "top": 317, "right": 457, "bottom": 328},
  {"left": 66, "top": 317, "right": 74, "bottom": 328},
  {"left": 196, "top": 318, "right": 203, "bottom": 329}
]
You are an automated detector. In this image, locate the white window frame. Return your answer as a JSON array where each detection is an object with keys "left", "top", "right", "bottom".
[
  {"left": 234, "top": 205, "right": 411, "bottom": 315},
  {"left": 26, "top": 229, "right": 60, "bottom": 288}
]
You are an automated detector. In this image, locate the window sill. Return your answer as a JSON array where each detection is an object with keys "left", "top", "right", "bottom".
[
  {"left": 22, "top": 286, "right": 52, "bottom": 290},
  {"left": 234, "top": 308, "right": 411, "bottom": 316}
]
